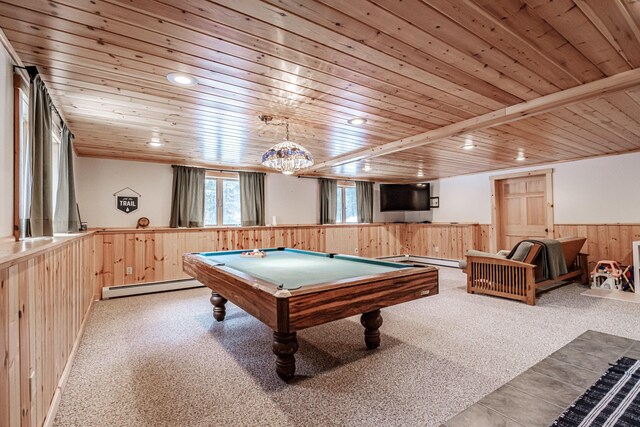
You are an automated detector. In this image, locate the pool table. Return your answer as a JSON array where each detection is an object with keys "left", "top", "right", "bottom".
[{"left": 183, "top": 248, "right": 438, "bottom": 380}]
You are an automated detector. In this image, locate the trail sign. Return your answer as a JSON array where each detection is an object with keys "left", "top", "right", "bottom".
[{"left": 116, "top": 196, "right": 139, "bottom": 214}]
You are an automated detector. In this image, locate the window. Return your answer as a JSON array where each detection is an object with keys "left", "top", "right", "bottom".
[
  {"left": 337, "top": 181, "right": 357, "bottom": 223},
  {"left": 14, "top": 71, "right": 66, "bottom": 240},
  {"left": 51, "top": 118, "right": 61, "bottom": 213},
  {"left": 17, "top": 89, "right": 29, "bottom": 239},
  {"left": 204, "top": 172, "right": 241, "bottom": 226}
]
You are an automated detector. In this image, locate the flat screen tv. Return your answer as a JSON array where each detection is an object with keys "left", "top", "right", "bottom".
[{"left": 380, "top": 183, "right": 430, "bottom": 211}]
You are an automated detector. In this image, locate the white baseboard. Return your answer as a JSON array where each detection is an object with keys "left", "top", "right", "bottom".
[{"left": 102, "top": 280, "right": 203, "bottom": 299}]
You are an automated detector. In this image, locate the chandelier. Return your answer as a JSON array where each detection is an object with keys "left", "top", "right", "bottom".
[{"left": 260, "top": 116, "right": 314, "bottom": 175}]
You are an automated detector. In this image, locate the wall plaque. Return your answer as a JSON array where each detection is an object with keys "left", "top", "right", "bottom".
[
  {"left": 116, "top": 196, "right": 138, "bottom": 214},
  {"left": 113, "top": 187, "right": 142, "bottom": 214}
]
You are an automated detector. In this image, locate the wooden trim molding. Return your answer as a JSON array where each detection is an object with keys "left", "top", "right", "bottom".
[
  {"left": 0, "top": 27, "right": 24, "bottom": 67},
  {"left": 489, "top": 168, "right": 554, "bottom": 182},
  {"left": 0, "top": 232, "right": 95, "bottom": 270}
]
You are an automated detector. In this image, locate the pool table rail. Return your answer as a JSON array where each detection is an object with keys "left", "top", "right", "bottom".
[
  {"left": 287, "top": 267, "right": 438, "bottom": 331},
  {"left": 183, "top": 253, "right": 282, "bottom": 330}
]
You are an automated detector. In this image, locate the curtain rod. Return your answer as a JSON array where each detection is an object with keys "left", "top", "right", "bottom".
[
  {"left": 171, "top": 165, "right": 255, "bottom": 174},
  {"left": 14, "top": 65, "right": 72, "bottom": 137},
  {"left": 171, "top": 166, "right": 369, "bottom": 182},
  {"left": 297, "top": 175, "right": 374, "bottom": 183}
]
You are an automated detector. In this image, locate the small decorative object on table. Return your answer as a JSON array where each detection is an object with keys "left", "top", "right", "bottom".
[
  {"left": 136, "top": 217, "right": 150, "bottom": 229},
  {"left": 241, "top": 249, "right": 267, "bottom": 258}
]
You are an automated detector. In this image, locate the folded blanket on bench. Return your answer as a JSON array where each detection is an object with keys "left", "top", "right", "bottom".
[{"left": 508, "top": 238, "right": 568, "bottom": 280}]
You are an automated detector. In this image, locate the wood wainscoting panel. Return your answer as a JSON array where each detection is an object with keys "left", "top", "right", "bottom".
[
  {"left": 95, "top": 224, "right": 408, "bottom": 289},
  {"left": 555, "top": 224, "right": 640, "bottom": 266},
  {"left": 404, "top": 224, "right": 485, "bottom": 260},
  {"left": 0, "top": 234, "right": 95, "bottom": 427},
  {"left": 94, "top": 223, "right": 640, "bottom": 291}
]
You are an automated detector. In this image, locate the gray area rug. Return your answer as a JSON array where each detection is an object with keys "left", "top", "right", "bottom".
[{"left": 54, "top": 268, "right": 640, "bottom": 427}]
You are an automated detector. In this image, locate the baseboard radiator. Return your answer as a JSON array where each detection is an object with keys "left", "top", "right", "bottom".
[
  {"left": 102, "top": 279, "right": 204, "bottom": 299},
  {"left": 379, "top": 254, "right": 461, "bottom": 268}
]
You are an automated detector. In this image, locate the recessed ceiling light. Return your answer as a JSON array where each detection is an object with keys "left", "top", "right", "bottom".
[
  {"left": 461, "top": 137, "right": 476, "bottom": 150},
  {"left": 515, "top": 153, "right": 526, "bottom": 161},
  {"left": 147, "top": 141, "right": 164, "bottom": 147},
  {"left": 348, "top": 117, "right": 367, "bottom": 126},
  {"left": 417, "top": 170, "right": 424, "bottom": 177},
  {"left": 167, "top": 72, "right": 198, "bottom": 87}
]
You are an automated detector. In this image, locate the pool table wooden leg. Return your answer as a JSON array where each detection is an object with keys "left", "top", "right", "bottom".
[
  {"left": 272, "top": 331, "right": 298, "bottom": 380},
  {"left": 209, "top": 291, "right": 227, "bottom": 321},
  {"left": 361, "top": 309, "right": 383, "bottom": 350}
]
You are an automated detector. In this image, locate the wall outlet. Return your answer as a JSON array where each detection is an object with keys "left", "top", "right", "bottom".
[
  {"left": 126, "top": 266, "right": 133, "bottom": 275},
  {"left": 434, "top": 246, "right": 440, "bottom": 253}
]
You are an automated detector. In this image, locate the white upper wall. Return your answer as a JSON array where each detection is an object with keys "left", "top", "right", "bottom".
[
  {"left": 75, "top": 151, "right": 640, "bottom": 228},
  {"left": 76, "top": 157, "right": 174, "bottom": 228},
  {"left": 0, "top": 43, "right": 14, "bottom": 238},
  {"left": 430, "top": 151, "right": 640, "bottom": 224},
  {"left": 264, "top": 173, "right": 318, "bottom": 225},
  {"left": 76, "top": 157, "right": 405, "bottom": 227}
]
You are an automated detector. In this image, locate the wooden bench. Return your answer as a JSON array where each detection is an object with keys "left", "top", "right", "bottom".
[{"left": 465, "top": 237, "right": 589, "bottom": 305}]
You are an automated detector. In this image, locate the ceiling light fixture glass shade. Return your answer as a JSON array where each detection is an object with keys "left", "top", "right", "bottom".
[
  {"left": 348, "top": 117, "right": 367, "bottom": 125},
  {"left": 260, "top": 118, "right": 314, "bottom": 175},
  {"left": 261, "top": 140, "right": 314, "bottom": 175},
  {"left": 166, "top": 72, "right": 198, "bottom": 87}
]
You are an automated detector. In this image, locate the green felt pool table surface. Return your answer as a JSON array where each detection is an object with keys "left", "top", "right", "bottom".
[{"left": 198, "top": 248, "right": 411, "bottom": 290}]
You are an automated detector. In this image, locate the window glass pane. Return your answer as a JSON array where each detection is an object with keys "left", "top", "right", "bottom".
[
  {"left": 19, "top": 94, "right": 30, "bottom": 239},
  {"left": 336, "top": 187, "right": 343, "bottom": 223},
  {"left": 51, "top": 124, "right": 61, "bottom": 214},
  {"left": 204, "top": 178, "right": 217, "bottom": 225},
  {"left": 222, "top": 179, "right": 241, "bottom": 225},
  {"left": 345, "top": 187, "right": 357, "bottom": 223}
]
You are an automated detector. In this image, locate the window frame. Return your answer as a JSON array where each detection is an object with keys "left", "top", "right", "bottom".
[
  {"left": 204, "top": 171, "right": 241, "bottom": 227},
  {"left": 336, "top": 180, "right": 357, "bottom": 224},
  {"left": 13, "top": 72, "right": 29, "bottom": 241}
]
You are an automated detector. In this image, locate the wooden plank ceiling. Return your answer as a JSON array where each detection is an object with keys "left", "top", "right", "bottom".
[{"left": 1, "top": 0, "right": 640, "bottom": 181}]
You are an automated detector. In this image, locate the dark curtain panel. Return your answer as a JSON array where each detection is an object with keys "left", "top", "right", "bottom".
[
  {"left": 356, "top": 181, "right": 374, "bottom": 223},
  {"left": 239, "top": 172, "right": 265, "bottom": 226},
  {"left": 54, "top": 123, "right": 80, "bottom": 233},
  {"left": 319, "top": 178, "right": 337, "bottom": 224},
  {"left": 29, "top": 74, "right": 53, "bottom": 237},
  {"left": 170, "top": 166, "right": 205, "bottom": 228}
]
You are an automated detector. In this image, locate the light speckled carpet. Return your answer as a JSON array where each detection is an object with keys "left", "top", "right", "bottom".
[{"left": 54, "top": 268, "right": 640, "bottom": 427}]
